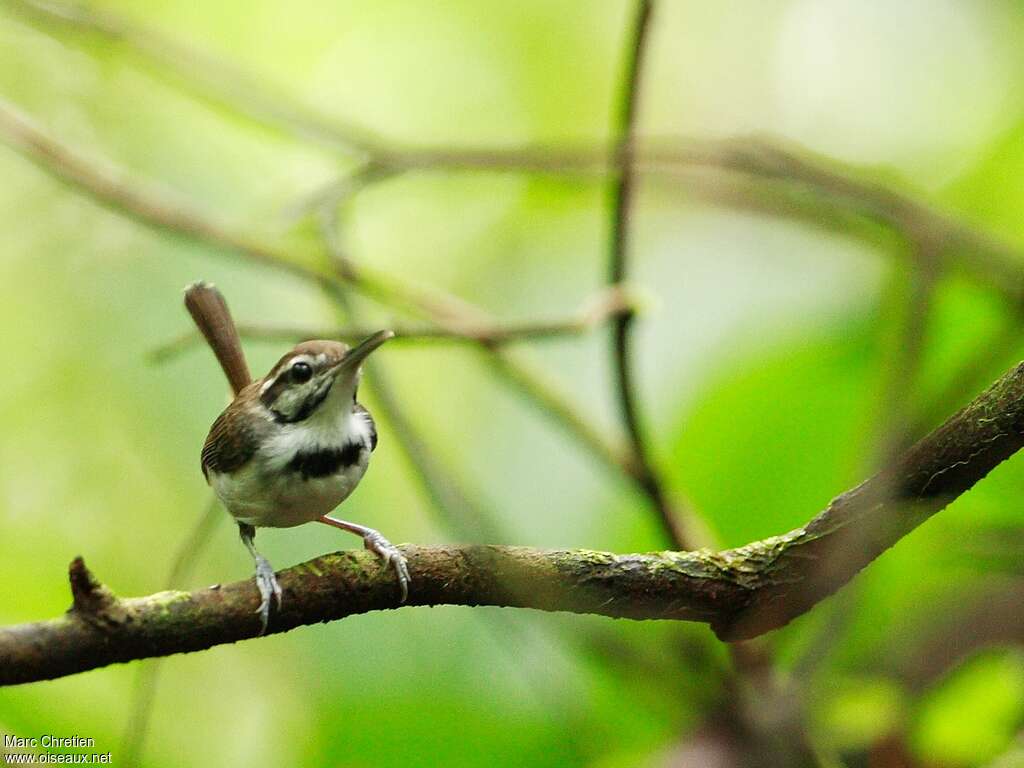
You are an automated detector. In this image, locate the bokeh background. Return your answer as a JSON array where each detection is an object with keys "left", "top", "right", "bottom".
[{"left": 2, "top": 1, "right": 1024, "bottom": 766}]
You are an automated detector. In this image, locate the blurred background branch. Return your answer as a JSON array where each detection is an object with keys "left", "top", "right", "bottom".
[
  {"left": 148, "top": 284, "right": 640, "bottom": 361},
  {"left": 9, "top": 0, "right": 1024, "bottom": 308},
  {"left": 606, "top": 0, "right": 701, "bottom": 552}
]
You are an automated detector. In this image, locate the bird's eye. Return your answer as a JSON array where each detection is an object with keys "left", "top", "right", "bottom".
[{"left": 290, "top": 361, "right": 313, "bottom": 383}]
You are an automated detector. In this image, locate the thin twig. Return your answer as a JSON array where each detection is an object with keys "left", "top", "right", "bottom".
[
  {"left": 3, "top": 0, "right": 378, "bottom": 157},
  {"left": 480, "top": 350, "right": 643, "bottom": 479},
  {"left": 0, "top": 97, "right": 337, "bottom": 291},
  {"left": 148, "top": 285, "right": 638, "bottom": 363},
  {"left": 606, "top": 0, "right": 697, "bottom": 550},
  {"left": 310, "top": 137, "right": 1024, "bottom": 311}
]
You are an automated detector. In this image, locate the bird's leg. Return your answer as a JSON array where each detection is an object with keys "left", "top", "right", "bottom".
[
  {"left": 239, "top": 523, "right": 282, "bottom": 634},
  {"left": 318, "top": 516, "right": 410, "bottom": 602}
]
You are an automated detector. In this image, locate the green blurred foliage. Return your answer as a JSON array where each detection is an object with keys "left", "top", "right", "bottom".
[
  {"left": 912, "top": 651, "right": 1024, "bottom": 767},
  {"left": 1, "top": 1, "right": 1023, "bottom": 766},
  {"left": 814, "top": 676, "right": 908, "bottom": 752}
]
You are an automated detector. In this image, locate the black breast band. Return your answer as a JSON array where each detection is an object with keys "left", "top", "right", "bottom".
[{"left": 286, "top": 442, "right": 363, "bottom": 479}]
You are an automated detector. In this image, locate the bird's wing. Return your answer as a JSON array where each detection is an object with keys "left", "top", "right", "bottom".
[{"left": 200, "top": 406, "right": 260, "bottom": 480}]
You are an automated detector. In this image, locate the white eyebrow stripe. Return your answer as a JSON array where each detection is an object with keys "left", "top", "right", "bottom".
[{"left": 262, "top": 355, "right": 315, "bottom": 393}]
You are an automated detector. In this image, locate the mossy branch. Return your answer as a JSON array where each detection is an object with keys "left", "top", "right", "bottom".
[{"left": 4, "top": 360, "right": 1024, "bottom": 686}]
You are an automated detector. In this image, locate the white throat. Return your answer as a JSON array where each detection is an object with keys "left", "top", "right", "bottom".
[{"left": 262, "top": 372, "right": 369, "bottom": 468}]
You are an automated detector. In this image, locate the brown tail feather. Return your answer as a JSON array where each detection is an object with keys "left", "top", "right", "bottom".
[{"left": 184, "top": 282, "right": 251, "bottom": 395}]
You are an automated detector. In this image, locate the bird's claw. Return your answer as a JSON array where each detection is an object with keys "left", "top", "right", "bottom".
[
  {"left": 362, "top": 529, "right": 410, "bottom": 602},
  {"left": 253, "top": 555, "right": 282, "bottom": 634}
]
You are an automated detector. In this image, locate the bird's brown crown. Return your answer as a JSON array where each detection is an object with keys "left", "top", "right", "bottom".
[{"left": 265, "top": 340, "right": 349, "bottom": 381}]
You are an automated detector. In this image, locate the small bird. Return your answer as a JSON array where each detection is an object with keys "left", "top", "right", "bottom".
[{"left": 184, "top": 282, "right": 408, "bottom": 631}]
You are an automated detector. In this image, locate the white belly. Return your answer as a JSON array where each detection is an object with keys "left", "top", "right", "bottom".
[
  {"left": 208, "top": 402, "right": 376, "bottom": 528},
  {"left": 210, "top": 450, "right": 369, "bottom": 528}
]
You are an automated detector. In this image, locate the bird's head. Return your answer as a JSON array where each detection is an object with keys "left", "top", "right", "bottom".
[{"left": 258, "top": 330, "right": 393, "bottom": 423}]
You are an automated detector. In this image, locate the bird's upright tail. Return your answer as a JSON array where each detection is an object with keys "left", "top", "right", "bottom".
[{"left": 184, "top": 281, "right": 251, "bottom": 395}]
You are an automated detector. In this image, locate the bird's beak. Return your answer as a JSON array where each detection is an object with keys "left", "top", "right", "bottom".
[{"left": 329, "top": 330, "right": 394, "bottom": 376}]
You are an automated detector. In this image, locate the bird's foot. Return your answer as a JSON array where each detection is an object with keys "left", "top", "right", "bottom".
[
  {"left": 253, "top": 554, "right": 282, "bottom": 634},
  {"left": 317, "top": 516, "right": 410, "bottom": 602},
  {"left": 361, "top": 529, "right": 410, "bottom": 603}
]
